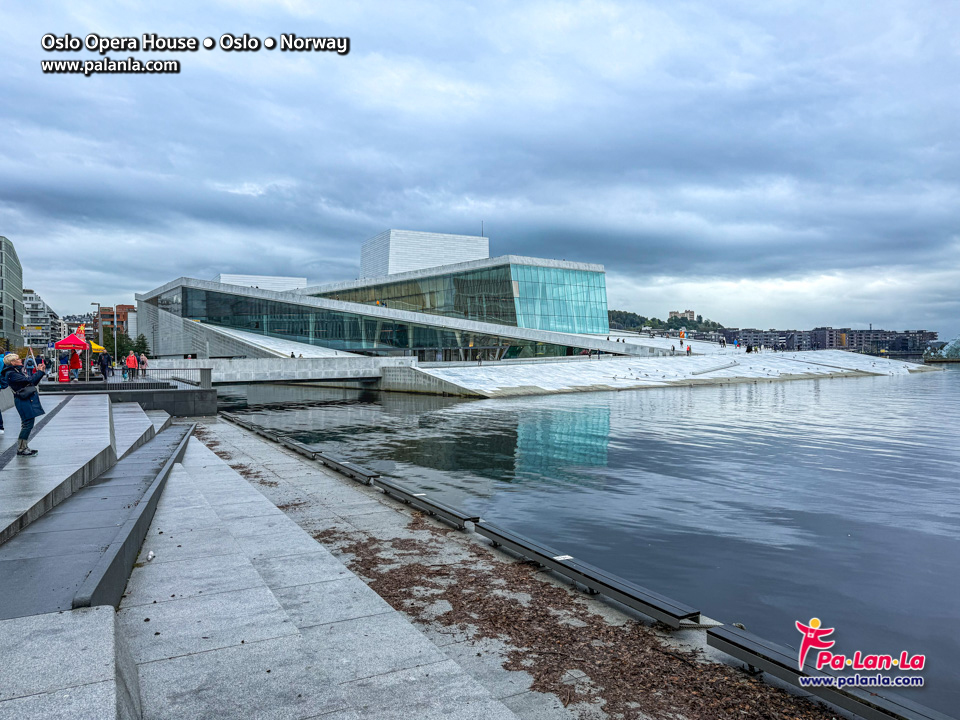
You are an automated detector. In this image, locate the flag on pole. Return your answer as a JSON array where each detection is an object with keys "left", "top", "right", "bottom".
[{"left": 76, "top": 323, "right": 86, "bottom": 341}]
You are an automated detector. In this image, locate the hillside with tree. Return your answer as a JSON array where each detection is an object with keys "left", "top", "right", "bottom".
[{"left": 608, "top": 310, "right": 724, "bottom": 332}]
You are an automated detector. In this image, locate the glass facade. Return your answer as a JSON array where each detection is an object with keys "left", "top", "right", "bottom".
[
  {"left": 313, "top": 262, "right": 609, "bottom": 335},
  {"left": 511, "top": 265, "right": 608, "bottom": 334},
  {"left": 155, "top": 287, "right": 590, "bottom": 361}
]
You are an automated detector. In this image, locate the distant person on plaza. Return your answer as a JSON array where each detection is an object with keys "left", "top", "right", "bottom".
[
  {"left": 24, "top": 354, "right": 37, "bottom": 374},
  {"left": 686, "top": 345, "right": 691, "bottom": 356},
  {"left": 125, "top": 351, "right": 138, "bottom": 380},
  {"left": 139, "top": 353, "right": 148, "bottom": 377},
  {"left": 290, "top": 352, "right": 296, "bottom": 358},
  {"left": 1, "top": 353, "right": 46, "bottom": 456},
  {"left": 69, "top": 349, "right": 83, "bottom": 381},
  {"left": 99, "top": 351, "right": 111, "bottom": 378}
]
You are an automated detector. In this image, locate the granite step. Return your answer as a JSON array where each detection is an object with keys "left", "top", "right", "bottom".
[
  {"left": 165, "top": 440, "right": 519, "bottom": 720},
  {"left": 0, "top": 606, "right": 141, "bottom": 720},
  {"left": 0, "top": 394, "right": 118, "bottom": 545},
  {"left": 0, "top": 425, "right": 191, "bottom": 621},
  {"left": 144, "top": 409, "right": 171, "bottom": 434},
  {"left": 119, "top": 463, "right": 335, "bottom": 720},
  {"left": 112, "top": 402, "right": 156, "bottom": 460},
  {"left": 0, "top": 389, "right": 69, "bottom": 456}
]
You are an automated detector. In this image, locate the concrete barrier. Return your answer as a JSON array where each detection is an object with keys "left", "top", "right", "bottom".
[{"left": 150, "top": 356, "right": 416, "bottom": 384}]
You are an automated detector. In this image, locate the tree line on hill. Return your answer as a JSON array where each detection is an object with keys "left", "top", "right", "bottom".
[{"left": 608, "top": 310, "right": 724, "bottom": 332}]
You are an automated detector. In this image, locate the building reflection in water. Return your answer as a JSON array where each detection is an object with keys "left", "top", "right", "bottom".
[{"left": 216, "top": 384, "right": 611, "bottom": 508}]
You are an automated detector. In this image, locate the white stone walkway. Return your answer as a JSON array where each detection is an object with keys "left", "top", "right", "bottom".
[
  {"left": 420, "top": 349, "right": 929, "bottom": 396},
  {"left": 119, "top": 437, "right": 518, "bottom": 720}
]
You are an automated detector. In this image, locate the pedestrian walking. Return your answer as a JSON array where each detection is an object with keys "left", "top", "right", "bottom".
[
  {"left": 139, "top": 353, "right": 148, "bottom": 378},
  {"left": 686, "top": 345, "right": 691, "bottom": 356},
  {"left": 1, "top": 353, "right": 46, "bottom": 456},
  {"left": 125, "top": 351, "right": 139, "bottom": 380},
  {"left": 69, "top": 349, "right": 83, "bottom": 381},
  {"left": 98, "top": 352, "right": 111, "bottom": 379}
]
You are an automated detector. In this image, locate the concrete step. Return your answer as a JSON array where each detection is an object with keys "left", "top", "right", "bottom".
[
  {"left": 0, "top": 394, "right": 118, "bottom": 545},
  {"left": 118, "top": 462, "right": 321, "bottom": 719},
  {"left": 0, "top": 425, "right": 192, "bottom": 621},
  {"left": 0, "top": 393, "right": 69, "bottom": 455},
  {"left": 144, "top": 409, "right": 171, "bottom": 434},
  {"left": 0, "top": 606, "right": 141, "bottom": 719},
  {"left": 112, "top": 402, "right": 156, "bottom": 460},
  {"left": 132, "top": 440, "right": 519, "bottom": 720}
]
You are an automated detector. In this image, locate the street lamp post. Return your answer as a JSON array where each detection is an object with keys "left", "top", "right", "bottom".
[
  {"left": 90, "top": 302, "right": 103, "bottom": 347},
  {"left": 91, "top": 302, "right": 103, "bottom": 380}
]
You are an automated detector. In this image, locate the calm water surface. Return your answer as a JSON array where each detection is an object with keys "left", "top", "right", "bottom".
[{"left": 219, "top": 367, "right": 960, "bottom": 713}]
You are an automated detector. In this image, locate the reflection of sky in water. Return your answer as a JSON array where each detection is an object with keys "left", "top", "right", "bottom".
[{"left": 218, "top": 369, "right": 960, "bottom": 714}]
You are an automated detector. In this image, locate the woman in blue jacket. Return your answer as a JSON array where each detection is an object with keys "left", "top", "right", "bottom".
[{"left": 1, "top": 353, "right": 46, "bottom": 456}]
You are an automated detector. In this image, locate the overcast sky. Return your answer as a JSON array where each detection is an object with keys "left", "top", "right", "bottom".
[{"left": 2, "top": 1, "right": 958, "bottom": 336}]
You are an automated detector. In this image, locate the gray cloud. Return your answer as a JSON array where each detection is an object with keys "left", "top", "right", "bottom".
[{"left": 1, "top": 1, "right": 958, "bottom": 336}]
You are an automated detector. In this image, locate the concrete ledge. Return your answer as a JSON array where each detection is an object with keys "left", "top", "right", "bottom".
[
  {"left": 61, "top": 389, "right": 217, "bottom": 417},
  {"left": 0, "top": 606, "right": 141, "bottom": 719},
  {"left": 73, "top": 425, "right": 195, "bottom": 611},
  {"left": 0, "top": 396, "right": 118, "bottom": 545},
  {"left": 380, "top": 365, "right": 489, "bottom": 397}
]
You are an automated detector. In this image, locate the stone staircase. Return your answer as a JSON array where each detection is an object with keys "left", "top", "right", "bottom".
[
  {"left": 0, "top": 397, "right": 189, "bottom": 720},
  {"left": 0, "top": 399, "right": 174, "bottom": 545},
  {"left": 117, "top": 439, "right": 519, "bottom": 720}
]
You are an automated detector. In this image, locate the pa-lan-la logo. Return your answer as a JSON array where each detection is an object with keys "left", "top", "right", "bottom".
[{"left": 795, "top": 618, "right": 925, "bottom": 672}]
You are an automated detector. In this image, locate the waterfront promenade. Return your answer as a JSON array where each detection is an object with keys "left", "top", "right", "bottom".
[
  {"left": 420, "top": 348, "right": 934, "bottom": 397},
  {"left": 0, "top": 392, "right": 951, "bottom": 719}
]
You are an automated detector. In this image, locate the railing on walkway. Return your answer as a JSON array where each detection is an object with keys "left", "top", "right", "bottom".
[{"left": 101, "top": 368, "right": 212, "bottom": 389}]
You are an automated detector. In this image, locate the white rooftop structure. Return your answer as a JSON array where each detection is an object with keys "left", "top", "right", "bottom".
[
  {"left": 360, "top": 229, "right": 489, "bottom": 278},
  {"left": 213, "top": 274, "right": 308, "bottom": 292}
]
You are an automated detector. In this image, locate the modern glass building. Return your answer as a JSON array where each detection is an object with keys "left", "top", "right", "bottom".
[
  {"left": 307, "top": 256, "right": 609, "bottom": 335},
  {"left": 143, "top": 282, "right": 615, "bottom": 361},
  {"left": 138, "top": 231, "right": 641, "bottom": 362}
]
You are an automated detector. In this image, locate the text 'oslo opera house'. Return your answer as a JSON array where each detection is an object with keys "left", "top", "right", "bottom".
[{"left": 138, "top": 230, "right": 654, "bottom": 362}]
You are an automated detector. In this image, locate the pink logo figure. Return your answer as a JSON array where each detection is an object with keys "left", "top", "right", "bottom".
[{"left": 796, "top": 617, "right": 835, "bottom": 670}]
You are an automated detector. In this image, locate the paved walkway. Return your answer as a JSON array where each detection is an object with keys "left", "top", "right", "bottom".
[
  {"left": 119, "top": 437, "right": 517, "bottom": 719},
  {"left": 421, "top": 348, "right": 929, "bottom": 397}
]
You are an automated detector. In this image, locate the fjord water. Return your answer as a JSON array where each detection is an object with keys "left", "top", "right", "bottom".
[{"left": 219, "top": 367, "right": 960, "bottom": 713}]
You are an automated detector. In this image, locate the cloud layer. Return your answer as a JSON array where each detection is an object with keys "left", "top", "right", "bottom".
[{"left": 2, "top": 1, "right": 957, "bottom": 335}]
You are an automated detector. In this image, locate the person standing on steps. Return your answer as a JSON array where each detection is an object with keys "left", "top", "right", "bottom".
[{"left": 1, "top": 353, "right": 46, "bottom": 456}]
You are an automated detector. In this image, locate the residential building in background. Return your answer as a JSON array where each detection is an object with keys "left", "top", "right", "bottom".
[
  {"left": 0, "top": 236, "right": 24, "bottom": 351},
  {"left": 96, "top": 304, "right": 137, "bottom": 337},
  {"left": 62, "top": 313, "right": 94, "bottom": 336},
  {"left": 22, "top": 289, "right": 61, "bottom": 351},
  {"left": 721, "top": 326, "right": 936, "bottom": 352},
  {"left": 668, "top": 309, "right": 696, "bottom": 321},
  {"left": 213, "top": 275, "right": 308, "bottom": 292},
  {"left": 360, "top": 229, "right": 490, "bottom": 278}
]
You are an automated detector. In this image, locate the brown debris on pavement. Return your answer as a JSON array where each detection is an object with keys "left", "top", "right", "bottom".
[{"left": 312, "top": 518, "right": 839, "bottom": 720}]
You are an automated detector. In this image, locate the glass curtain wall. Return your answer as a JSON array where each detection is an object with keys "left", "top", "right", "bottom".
[
  {"left": 314, "top": 263, "right": 610, "bottom": 335},
  {"left": 153, "top": 288, "right": 588, "bottom": 361},
  {"left": 511, "top": 265, "right": 609, "bottom": 334},
  {"left": 314, "top": 266, "right": 517, "bottom": 325}
]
